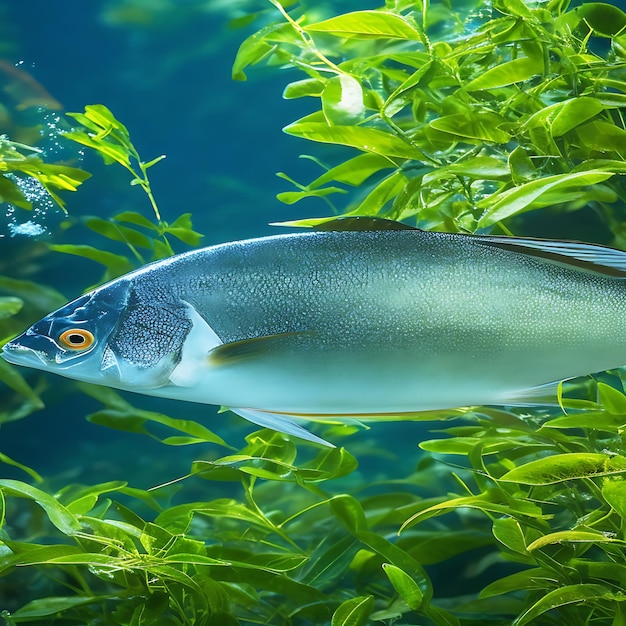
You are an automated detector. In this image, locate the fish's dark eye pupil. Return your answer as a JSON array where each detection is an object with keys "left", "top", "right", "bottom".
[{"left": 67, "top": 333, "right": 85, "bottom": 345}]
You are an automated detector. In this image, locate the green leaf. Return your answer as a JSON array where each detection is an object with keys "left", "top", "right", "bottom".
[
  {"left": 88, "top": 408, "right": 231, "bottom": 449},
  {"left": 64, "top": 130, "right": 131, "bottom": 168},
  {"left": 602, "top": 480, "right": 626, "bottom": 520},
  {"left": 494, "top": 0, "right": 536, "bottom": 19},
  {"left": 355, "top": 170, "right": 407, "bottom": 215},
  {"left": 575, "top": 120, "right": 626, "bottom": 153},
  {"left": 67, "top": 104, "right": 132, "bottom": 150},
  {"left": 276, "top": 185, "right": 346, "bottom": 205},
  {"left": 0, "top": 296, "right": 23, "bottom": 319},
  {"left": 550, "top": 97, "right": 604, "bottom": 136},
  {"left": 113, "top": 210, "right": 160, "bottom": 231},
  {"left": 444, "top": 156, "right": 510, "bottom": 180},
  {"left": 527, "top": 530, "right": 622, "bottom": 551},
  {"left": 0, "top": 174, "right": 29, "bottom": 208},
  {"left": 80, "top": 384, "right": 231, "bottom": 448},
  {"left": 509, "top": 146, "right": 535, "bottom": 183},
  {"left": 299, "top": 536, "right": 359, "bottom": 587},
  {"left": 232, "top": 22, "right": 292, "bottom": 81},
  {"left": 400, "top": 489, "right": 545, "bottom": 532},
  {"left": 0, "top": 479, "right": 81, "bottom": 535},
  {"left": 382, "top": 563, "right": 423, "bottom": 610},
  {"left": 50, "top": 244, "right": 134, "bottom": 276},
  {"left": 499, "top": 453, "right": 626, "bottom": 485},
  {"left": 492, "top": 517, "right": 528, "bottom": 554},
  {"left": 165, "top": 212, "right": 204, "bottom": 246},
  {"left": 331, "top": 595, "right": 375, "bottom": 626},
  {"left": 466, "top": 57, "right": 540, "bottom": 90},
  {"left": 429, "top": 112, "right": 511, "bottom": 143},
  {"left": 597, "top": 382, "right": 626, "bottom": 414},
  {"left": 305, "top": 11, "right": 422, "bottom": 40},
  {"left": 513, "top": 584, "right": 614, "bottom": 626},
  {"left": 347, "top": 529, "right": 432, "bottom": 602},
  {"left": 284, "top": 120, "right": 423, "bottom": 160},
  {"left": 84, "top": 216, "right": 154, "bottom": 249},
  {"left": 480, "top": 568, "right": 554, "bottom": 598},
  {"left": 308, "top": 153, "right": 396, "bottom": 189},
  {"left": 0, "top": 452, "right": 42, "bottom": 482},
  {"left": 0, "top": 359, "right": 43, "bottom": 408},
  {"left": 12, "top": 596, "right": 109, "bottom": 619},
  {"left": 156, "top": 500, "right": 283, "bottom": 538},
  {"left": 383, "top": 59, "right": 433, "bottom": 116},
  {"left": 572, "top": 560, "right": 626, "bottom": 588},
  {"left": 0, "top": 542, "right": 83, "bottom": 568},
  {"left": 423, "top": 605, "right": 460, "bottom": 626},
  {"left": 419, "top": 436, "right": 523, "bottom": 455},
  {"left": 193, "top": 453, "right": 300, "bottom": 482},
  {"left": 61, "top": 481, "right": 128, "bottom": 515},
  {"left": 330, "top": 495, "right": 368, "bottom": 534},
  {"left": 477, "top": 170, "right": 614, "bottom": 227},
  {"left": 322, "top": 75, "right": 366, "bottom": 126},
  {"left": 570, "top": 2, "right": 626, "bottom": 37},
  {"left": 283, "top": 78, "right": 327, "bottom": 99},
  {"left": 0, "top": 276, "right": 66, "bottom": 313},
  {"left": 542, "top": 411, "right": 623, "bottom": 432}
]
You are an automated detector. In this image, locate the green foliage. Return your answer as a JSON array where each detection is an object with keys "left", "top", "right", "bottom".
[
  {"left": 57, "top": 105, "right": 204, "bottom": 283},
  {"left": 65, "top": 105, "right": 166, "bottom": 221},
  {"left": 2, "top": 1, "right": 626, "bottom": 625},
  {"left": 0, "top": 137, "right": 90, "bottom": 211},
  {"left": 4, "top": 386, "right": 626, "bottom": 624},
  {"left": 235, "top": 0, "right": 626, "bottom": 240}
]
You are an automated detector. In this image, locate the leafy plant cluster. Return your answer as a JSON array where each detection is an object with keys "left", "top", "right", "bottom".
[
  {"left": 3, "top": 382, "right": 626, "bottom": 625},
  {"left": 1, "top": 0, "right": 626, "bottom": 625},
  {"left": 0, "top": 137, "right": 89, "bottom": 212},
  {"left": 236, "top": 0, "right": 626, "bottom": 240}
]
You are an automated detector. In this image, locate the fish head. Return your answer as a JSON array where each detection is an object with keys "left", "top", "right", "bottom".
[
  {"left": 1, "top": 276, "right": 193, "bottom": 390},
  {"left": 2, "top": 281, "right": 129, "bottom": 386}
]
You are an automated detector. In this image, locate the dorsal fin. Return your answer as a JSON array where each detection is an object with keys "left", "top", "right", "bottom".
[
  {"left": 315, "top": 217, "right": 419, "bottom": 232},
  {"left": 474, "top": 235, "right": 626, "bottom": 278}
]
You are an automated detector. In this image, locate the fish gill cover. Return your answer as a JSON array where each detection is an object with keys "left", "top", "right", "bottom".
[{"left": 0, "top": 0, "right": 625, "bottom": 624}]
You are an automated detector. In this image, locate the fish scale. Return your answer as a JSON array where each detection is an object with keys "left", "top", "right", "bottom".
[{"left": 4, "top": 220, "right": 626, "bottom": 446}]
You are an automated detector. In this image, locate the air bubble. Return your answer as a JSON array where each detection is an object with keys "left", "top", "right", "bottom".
[
  {"left": 7, "top": 221, "right": 46, "bottom": 237},
  {"left": 1, "top": 173, "right": 63, "bottom": 238}
]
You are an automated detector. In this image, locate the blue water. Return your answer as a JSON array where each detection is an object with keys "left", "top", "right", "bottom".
[
  {"left": 4, "top": 3, "right": 626, "bottom": 624},
  {"left": 0, "top": 0, "right": 428, "bottom": 487}
]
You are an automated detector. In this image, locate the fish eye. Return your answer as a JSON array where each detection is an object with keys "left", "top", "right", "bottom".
[{"left": 59, "top": 328, "right": 95, "bottom": 351}]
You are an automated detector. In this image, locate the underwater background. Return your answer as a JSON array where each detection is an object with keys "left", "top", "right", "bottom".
[
  {"left": 2, "top": 0, "right": 401, "bottom": 484},
  {"left": 2, "top": 0, "right": 626, "bottom": 624}
]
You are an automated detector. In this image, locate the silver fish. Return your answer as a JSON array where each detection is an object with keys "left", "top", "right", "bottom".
[{"left": 4, "top": 218, "right": 626, "bottom": 447}]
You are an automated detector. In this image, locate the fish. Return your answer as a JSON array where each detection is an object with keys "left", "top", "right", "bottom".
[{"left": 3, "top": 217, "right": 626, "bottom": 447}]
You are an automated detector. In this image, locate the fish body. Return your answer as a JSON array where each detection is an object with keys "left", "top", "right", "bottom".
[{"left": 4, "top": 221, "right": 626, "bottom": 446}]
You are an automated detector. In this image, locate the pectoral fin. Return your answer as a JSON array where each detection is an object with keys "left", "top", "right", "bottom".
[
  {"left": 208, "top": 332, "right": 311, "bottom": 366},
  {"left": 229, "top": 407, "right": 335, "bottom": 447}
]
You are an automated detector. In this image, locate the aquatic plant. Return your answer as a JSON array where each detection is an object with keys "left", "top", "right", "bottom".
[
  {"left": 1, "top": 1, "right": 626, "bottom": 625},
  {"left": 236, "top": 0, "right": 626, "bottom": 241},
  {"left": 0, "top": 137, "right": 88, "bottom": 212}
]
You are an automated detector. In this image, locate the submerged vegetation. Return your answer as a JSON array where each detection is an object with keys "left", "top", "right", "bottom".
[{"left": 1, "top": 0, "right": 626, "bottom": 624}]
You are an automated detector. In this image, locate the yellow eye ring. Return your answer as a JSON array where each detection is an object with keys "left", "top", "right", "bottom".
[{"left": 59, "top": 329, "right": 95, "bottom": 350}]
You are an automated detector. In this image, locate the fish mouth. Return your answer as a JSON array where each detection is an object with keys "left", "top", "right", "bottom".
[{"left": 1, "top": 342, "right": 50, "bottom": 369}]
